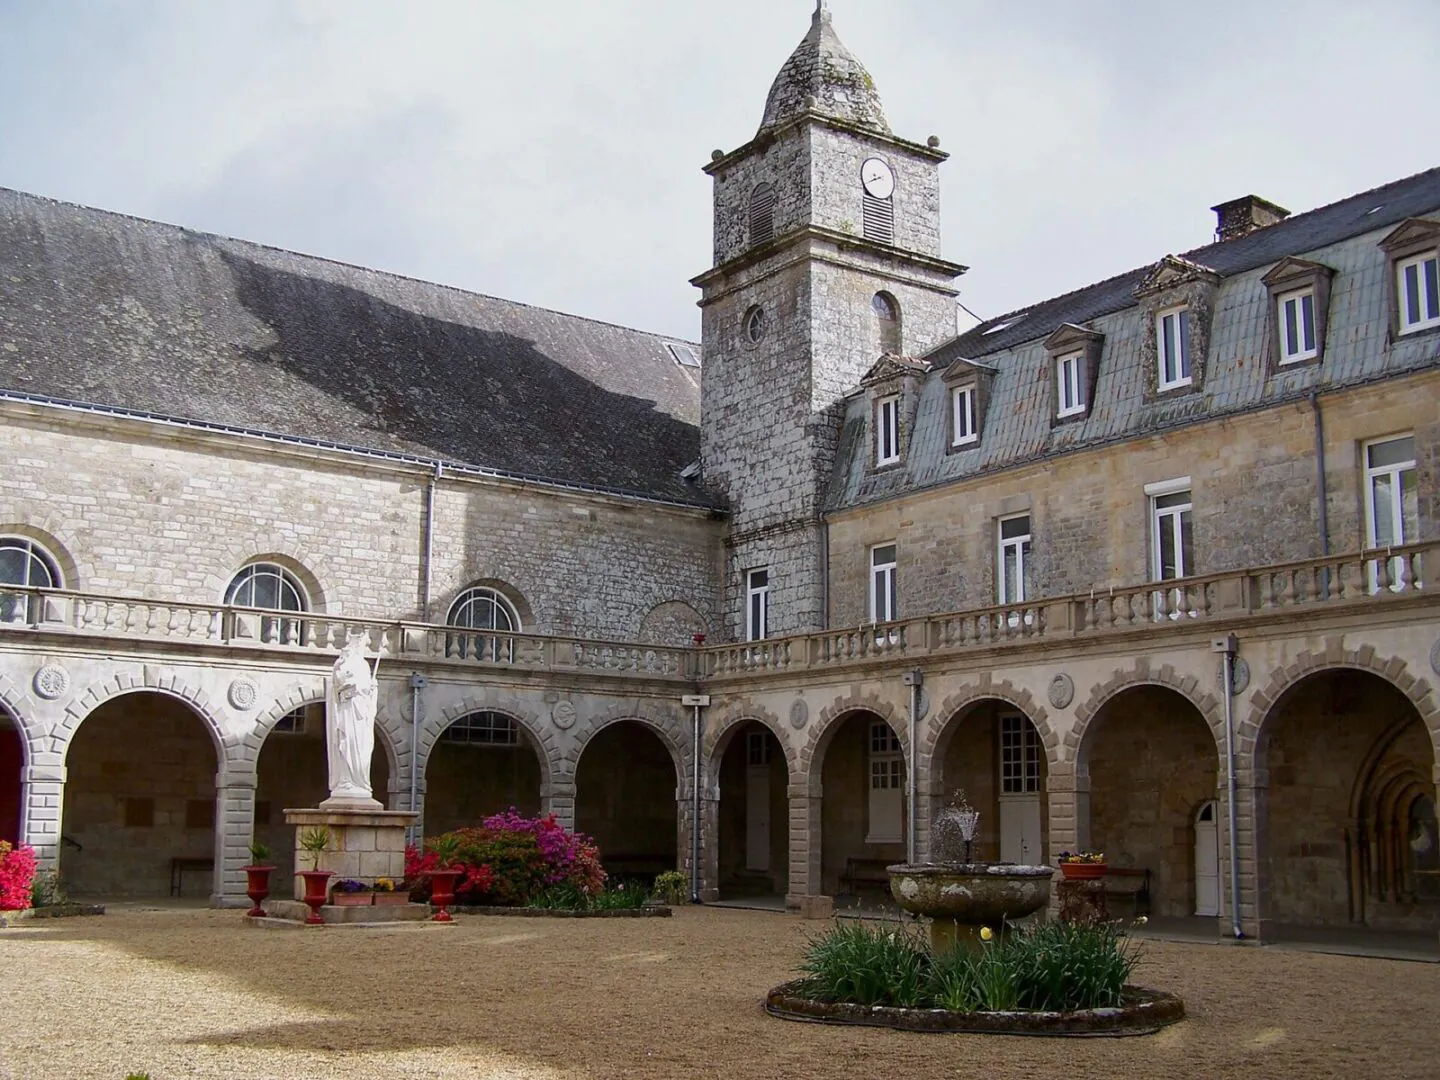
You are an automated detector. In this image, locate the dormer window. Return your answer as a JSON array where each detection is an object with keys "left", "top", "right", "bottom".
[
  {"left": 1397, "top": 251, "right": 1440, "bottom": 334},
  {"left": 875, "top": 394, "right": 901, "bottom": 466},
  {"left": 1277, "top": 288, "right": 1318, "bottom": 364},
  {"left": 1156, "top": 307, "right": 1192, "bottom": 390},
  {"left": 951, "top": 385, "right": 978, "bottom": 447},
  {"left": 1056, "top": 352, "right": 1085, "bottom": 417}
]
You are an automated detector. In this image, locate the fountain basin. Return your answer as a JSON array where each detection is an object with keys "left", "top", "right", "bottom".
[{"left": 888, "top": 863, "right": 1055, "bottom": 950}]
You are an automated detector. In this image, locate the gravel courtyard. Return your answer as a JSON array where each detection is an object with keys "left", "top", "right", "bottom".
[{"left": 1, "top": 906, "right": 1437, "bottom": 1079}]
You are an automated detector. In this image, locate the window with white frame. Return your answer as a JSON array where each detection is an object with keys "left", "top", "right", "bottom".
[
  {"left": 1278, "top": 288, "right": 1318, "bottom": 363},
  {"left": 867, "top": 720, "right": 904, "bottom": 843},
  {"left": 1365, "top": 435, "right": 1418, "bottom": 591},
  {"left": 1397, "top": 252, "right": 1440, "bottom": 334},
  {"left": 1156, "top": 307, "right": 1192, "bottom": 390},
  {"left": 951, "top": 384, "right": 978, "bottom": 446},
  {"left": 997, "top": 514, "right": 1031, "bottom": 605},
  {"left": 875, "top": 394, "right": 901, "bottom": 466},
  {"left": 226, "top": 561, "right": 308, "bottom": 644},
  {"left": 1150, "top": 486, "right": 1194, "bottom": 582},
  {"left": 869, "top": 543, "right": 897, "bottom": 624},
  {"left": 0, "top": 536, "right": 62, "bottom": 624},
  {"left": 1000, "top": 714, "right": 1041, "bottom": 795},
  {"left": 746, "top": 568, "right": 770, "bottom": 641},
  {"left": 446, "top": 585, "right": 521, "bottom": 662},
  {"left": 1056, "top": 352, "right": 1085, "bottom": 417}
]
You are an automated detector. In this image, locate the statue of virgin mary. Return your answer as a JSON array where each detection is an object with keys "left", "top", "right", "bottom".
[{"left": 323, "top": 634, "right": 381, "bottom": 808}]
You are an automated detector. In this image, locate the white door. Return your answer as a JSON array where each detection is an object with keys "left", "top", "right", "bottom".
[
  {"left": 999, "top": 795, "right": 1042, "bottom": 865},
  {"left": 745, "top": 732, "right": 771, "bottom": 873},
  {"left": 1195, "top": 801, "right": 1220, "bottom": 916}
]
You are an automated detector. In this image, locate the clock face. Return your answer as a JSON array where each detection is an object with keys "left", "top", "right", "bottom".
[{"left": 861, "top": 157, "right": 895, "bottom": 200}]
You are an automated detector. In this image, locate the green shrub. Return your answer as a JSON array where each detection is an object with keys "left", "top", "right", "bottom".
[{"left": 652, "top": 870, "right": 688, "bottom": 906}]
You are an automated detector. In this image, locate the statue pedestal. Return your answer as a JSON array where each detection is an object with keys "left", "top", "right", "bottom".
[{"left": 284, "top": 807, "right": 417, "bottom": 901}]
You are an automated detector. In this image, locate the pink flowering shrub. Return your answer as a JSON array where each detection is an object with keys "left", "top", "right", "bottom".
[
  {"left": 405, "top": 810, "right": 605, "bottom": 906},
  {"left": 0, "top": 841, "right": 38, "bottom": 911}
]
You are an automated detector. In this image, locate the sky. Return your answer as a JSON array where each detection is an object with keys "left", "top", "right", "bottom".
[{"left": 2, "top": 0, "right": 1438, "bottom": 344}]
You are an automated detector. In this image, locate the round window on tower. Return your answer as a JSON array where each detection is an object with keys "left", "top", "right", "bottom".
[{"left": 744, "top": 305, "right": 766, "bottom": 345}]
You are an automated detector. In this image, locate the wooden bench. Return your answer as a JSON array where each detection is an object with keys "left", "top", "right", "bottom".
[
  {"left": 1102, "top": 867, "right": 1151, "bottom": 916},
  {"left": 839, "top": 857, "right": 893, "bottom": 895},
  {"left": 169, "top": 857, "right": 214, "bottom": 897}
]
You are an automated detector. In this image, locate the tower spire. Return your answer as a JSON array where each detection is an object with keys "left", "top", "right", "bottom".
[{"left": 815, "top": 0, "right": 830, "bottom": 22}]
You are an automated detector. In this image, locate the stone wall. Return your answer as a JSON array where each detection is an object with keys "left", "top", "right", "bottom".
[{"left": 807, "top": 125, "right": 944, "bottom": 257}]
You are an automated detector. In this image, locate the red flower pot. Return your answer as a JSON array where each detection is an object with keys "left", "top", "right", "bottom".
[
  {"left": 242, "top": 865, "right": 274, "bottom": 917},
  {"left": 298, "top": 869, "right": 334, "bottom": 924},
  {"left": 428, "top": 868, "right": 462, "bottom": 922},
  {"left": 1059, "top": 861, "right": 1107, "bottom": 881},
  {"left": 373, "top": 891, "right": 410, "bottom": 906}
]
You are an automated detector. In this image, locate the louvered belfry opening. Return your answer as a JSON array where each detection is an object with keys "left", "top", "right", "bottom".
[
  {"left": 749, "top": 183, "right": 776, "bottom": 247},
  {"left": 863, "top": 191, "right": 894, "bottom": 244}
]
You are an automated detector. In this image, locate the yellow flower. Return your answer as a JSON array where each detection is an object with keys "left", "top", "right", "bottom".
[
  {"left": 979, "top": 926, "right": 994, "bottom": 941},
  {"left": 1136, "top": 915, "right": 1148, "bottom": 926}
]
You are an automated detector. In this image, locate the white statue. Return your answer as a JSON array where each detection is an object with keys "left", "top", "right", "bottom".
[{"left": 323, "top": 634, "right": 380, "bottom": 807}]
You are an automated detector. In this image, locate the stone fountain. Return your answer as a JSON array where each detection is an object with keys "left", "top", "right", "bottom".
[{"left": 888, "top": 793, "right": 1054, "bottom": 951}]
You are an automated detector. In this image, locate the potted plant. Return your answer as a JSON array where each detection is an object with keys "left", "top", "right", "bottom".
[
  {"left": 1057, "top": 851, "right": 1107, "bottom": 880},
  {"left": 296, "top": 826, "right": 333, "bottom": 924},
  {"left": 242, "top": 841, "right": 275, "bottom": 918},
  {"left": 426, "top": 835, "right": 464, "bottom": 922},
  {"left": 371, "top": 876, "right": 409, "bottom": 906},
  {"left": 331, "top": 878, "right": 372, "bottom": 907}
]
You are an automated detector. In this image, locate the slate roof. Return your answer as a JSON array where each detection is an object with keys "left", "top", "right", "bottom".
[
  {"left": 829, "top": 167, "right": 1440, "bottom": 512},
  {"left": 0, "top": 188, "right": 714, "bottom": 507}
]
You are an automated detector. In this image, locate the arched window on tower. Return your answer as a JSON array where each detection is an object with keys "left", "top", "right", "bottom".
[
  {"left": 446, "top": 586, "right": 522, "bottom": 663},
  {"left": 226, "top": 562, "right": 308, "bottom": 645},
  {"left": 749, "top": 183, "right": 776, "bottom": 248},
  {"left": 0, "top": 536, "right": 62, "bottom": 624},
  {"left": 873, "top": 292, "right": 902, "bottom": 354}
]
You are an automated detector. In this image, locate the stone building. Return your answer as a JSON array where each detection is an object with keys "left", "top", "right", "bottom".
[{"left": 1, "top": 4, "right": 1437, "bottom": 941}]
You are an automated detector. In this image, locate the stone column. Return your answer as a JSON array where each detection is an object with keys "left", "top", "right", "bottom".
[
  {"left": 1045, "top": 763, "right": 1089, "bottom": 859},
  {"left": 20, "top": 758, "right": 65, "bottom": 869},
  {"left": 542, "top": 779, "right": 576, "bottom": 831},
  {"left": 214, "top": 768, "right": 257, "bottom": 907},
  {"left": 696, "top": 790, "right": 720, "bottom": 902},
  {"left": 786, "top": 785, "right": 822, "bottom": 908},
  {"left": 1226, "top": 762, "right": 1268, "bottom": 940}
]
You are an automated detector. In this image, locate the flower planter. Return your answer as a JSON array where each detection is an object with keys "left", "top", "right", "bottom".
[
  {"left": 331, "top": 890, "right": 373, "bottom": 907},
  {"left": 1059, "top": 862, "right": 1107, "bottom": 881},
  {"left": 428, "top": 869, "right": 462, "bottom": 922},
  {"left": 241, "top": 864, "right": 274, "bottom": 918},
  {"left": 372, "top": 891, "right": 410, "bottom": 906},
  {"left": 297, "top": 869, "right": 333, "bottom": 925}
]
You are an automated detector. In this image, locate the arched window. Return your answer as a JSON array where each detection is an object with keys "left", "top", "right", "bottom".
[
  {"left": 226, "top": 562, "right": 308, "bottom": 644},
  {"left": 749, "top": 183, "right": 776, "bottom": 247},
  {"left": 873, "top": 292, "right": 901, "bottom": 354},
  {"left": 446, "top": 586, "right": 521, "bottom": 663},
  {"left": 0, "top": 536, "right": 63, "bottom": 624}
]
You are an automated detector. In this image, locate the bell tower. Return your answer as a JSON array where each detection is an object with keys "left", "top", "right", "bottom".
[{"left": 693, "top": 2, "right": 965, "bottom": 640}]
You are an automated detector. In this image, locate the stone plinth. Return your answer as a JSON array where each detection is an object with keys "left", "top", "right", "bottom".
[
  {"left": 284, "top": 807, "right": 416, "bottom": 901},
  {"left": 259, "top": 899, "right": 430, "bottom": 925}
]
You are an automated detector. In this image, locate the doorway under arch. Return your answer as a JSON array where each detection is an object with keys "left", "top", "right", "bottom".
[
  {"left": 575, "top": 721, "right": 678, "bottom": 883},
  {"left": 423, "top": 711, "right": 543, "bottom": 837},
  {"left": 0, "top": 707, "right": 22, "bottom": 843},
  {"left": 716, "top": 721, "right": 789, "bottom": 899}
]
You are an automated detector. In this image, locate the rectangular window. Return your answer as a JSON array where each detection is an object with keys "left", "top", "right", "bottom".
[
  {"left": 1398, "top": 252, "right": 1440, "bottom": 333},
  {"left": 1365, "top": 435, "right": 1419, "bottom": 591},
  {"left": 875, "top": 395, "right": 900, "bottom": 466},
  {"left": 997, "top": 514, "right": 1031, "bottom": 605},
  {"left": 1278, "top": 288, "right": 1318, "bottom": 363},
  {"left": 951, "top": 385, "right": 978, "bottom": 446},
  {"left": 746, "top": 568, "right": 770, "bottom": 642},
  {"left": 867, "top": 720, "right": 904, "bottom": 843},
  {"left": 1056, "top": 352, "right": 1085, "bottom": 417},
  {"left": 1151, "top": 489, "right": 1194, "bottom": 581},
  {"left": 869, "top": 543, "right": 897, "bottom": 623},
  {"left": 747, "top": 730, "right": 772, "bottom": 767},
  {"left": 1156, "top": 307, "right": 1192, "bottom": 390},
  {"left": 1000, "top": 714, "right": 1041, "bottom": 795}
]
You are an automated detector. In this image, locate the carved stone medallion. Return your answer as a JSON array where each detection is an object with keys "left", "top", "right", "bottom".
[
  {"left": 552, "top": 700, "right": 577, "bottom": 730},
  {"left": 1047, "top": 673, "right": 1075, "bottom": 710},
  {"left": 1228, "top": 657, "right": 1251, "bottom": 696},
  {"left": 227, "top": 678, "right": 259, "bottom": 711},
  {"left": 789, "top": 697, "right": 809, "bottom": 730},
  {"left": 32, "top": 664, "right": 70, "bottom": 701}
]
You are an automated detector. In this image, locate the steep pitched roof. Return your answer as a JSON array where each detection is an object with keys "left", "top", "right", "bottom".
[
  {"left": 0, "top": 188, "right": 714, "bottom": 507},
  {"left": 758, "top": 3, "right": 890, "bottom": 137},
  {"left": 936, "top": 166, "right": 1440, "bottom": 363}
]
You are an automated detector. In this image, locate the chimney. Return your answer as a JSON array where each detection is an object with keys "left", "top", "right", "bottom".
[{"left": 1211, "top": 195, "right": 1290, "bottom": 242}]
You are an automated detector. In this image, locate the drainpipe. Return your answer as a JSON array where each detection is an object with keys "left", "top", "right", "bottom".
[
  {"left": 683, "top": 692, "right": 711, "bottom": 903},
  {"left": 1213, "top": 634, "right": 1244, "bottom": 939},
  {"left": 1309, "top": 393, "right": 1329, "bottom": 557},
  {"left": 407, "top": 672, "right": 427, "bottom": 847},
  {"left": 903, "top": 669, "right": 922, "bottom": 866},
  {"left": 420, "top": 462, "right": 442, "bottom": 621}
]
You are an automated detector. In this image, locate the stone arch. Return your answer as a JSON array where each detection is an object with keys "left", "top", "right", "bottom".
[
  {"left": 637, "top": 600, "right": 707, "bottom": 647},
  {"left": 55, "top": 671, "right": 235, "bottom": 769},
  {"left": 211, "top": 543, "right": 330, "bottom": 614},
  {"left": 800, "top": 691, "right": 907, "bottom": 793},
  {"left": 0, "top": 672, "right": 41, "bottom": 769},
  {"left": 566, "top": 703, "right": 690, "bottom": 786},
  {"left": 418, "top": 696, "right": 558, "bottom": 792},
  {"left": 923, "top": 677, "right": 1058, "bottom": 792},
  {"left": 0, "top": 519, "right": 84, "bottom": 590},
  {"left": 1071, "top": 658, "right": 1223, "bottom": 768},
  {"left": 704, "top": 699, "right": 796, "bottom": 785},
  {"left": 1245, "top": 642, "right": 1439, "bottom": 769},
  {"left": 440, "top": 577, "right": 534, "bottom": 633},
  {"left": 237, "top": 682, "right": 405, "bottom": 783}
]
